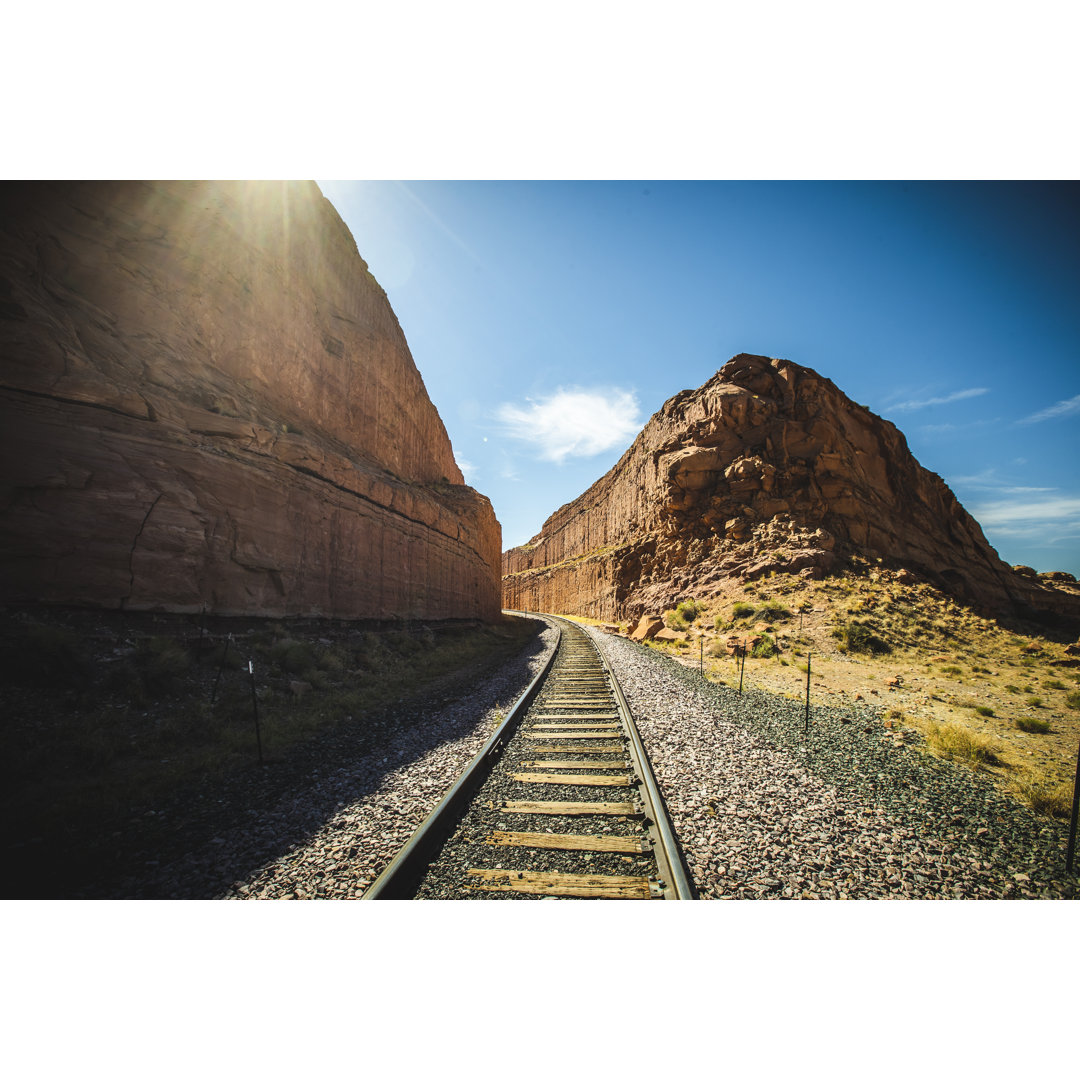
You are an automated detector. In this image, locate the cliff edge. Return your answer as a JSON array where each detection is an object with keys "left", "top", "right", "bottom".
[
  {"left": 0, "top": 181, "right": 501, "bottom": 619},
  {"left": 503, "top": 354, "right": 1078, "bottom": 626}
]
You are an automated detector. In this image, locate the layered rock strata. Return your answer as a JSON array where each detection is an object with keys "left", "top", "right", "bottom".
[
  {"left": 1, "top": 181, "right": 501, "bottom": 619},
  {"left": 503, "top": 354, "right": 1077, "bottom": 625}
]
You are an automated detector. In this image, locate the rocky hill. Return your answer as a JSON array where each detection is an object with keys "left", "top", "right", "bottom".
[
  {"left": 503, "top": 353, "right": 1079, "bottom": 626},
  {"left": 0, "top": 181, "right": 501, "bottom": 620}
]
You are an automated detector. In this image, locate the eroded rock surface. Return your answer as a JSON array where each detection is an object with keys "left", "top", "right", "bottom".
[
  {"left": 503, "top": 353, "right": 1078, "bottom": 625},
  {"left": 1, "top": 181, "right": 501, "bottom": 619}
]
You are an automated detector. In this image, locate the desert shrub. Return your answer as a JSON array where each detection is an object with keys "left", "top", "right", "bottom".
[
  {"left": 1004, "top": 684, "right": 1021, "bottom": 694},
  {"left": 758, "top": 600, "right": 792, "bottom": 621},
  {"left": 1066, "top": 691, "right": 1080, "bottom": 710},
  {"left": 1044, "top": 678, "right": 1066, "bottom": 691},
  {"left": 0, "top": 621, "right": 91, "bottom": 688},
  {"left": 751, "top": 633, "right": 778, "bottom": 659},
  {"left": 675, "top": 599, "right": 703, "bottom": 623},
  {"left": 924, "top": 721, "right": 1003, "bottom": 767},
  {"left": 941, "top": 666, "right": 963, "bottom": 676},
  {"left": 731, "top": 602, "right": 756, "bottom": 620},
  {"left": 1016, "top": 777, "right": 1073, "bottom": 817},
  {"left": 135, "top": 636, "right": 191, "bottom": 691},
  {"left": 270, "top": 638, "right": 317, "bottom": 674},
  {"left": 832, "top": 620, "right": 890, "bottom": 655},
  {"left": 1026, "top": 696, "right": 1043, "bottom": 708},
  {"left": 974, "top": 705, "right": 994, "bottom": 717},
  {"left": 1015, "top": 717, "right": 1051, "bottom": 734},
  {"left": 713, "top": 615, "right": 731, "bottom": 632}
]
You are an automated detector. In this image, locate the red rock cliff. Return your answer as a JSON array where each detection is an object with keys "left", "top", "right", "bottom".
[
  {"left": 0, "top": 181, "right": 501, "bottom": 619},
  {"left": 503, "top": 354, "right": 1077, "bottom": 625}
]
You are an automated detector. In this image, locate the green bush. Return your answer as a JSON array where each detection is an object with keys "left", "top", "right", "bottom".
[
  {"left": 1026, "top": 696, "right": 1043, "bottom": 708},
  {"left": 1066, "top": 691, "right": 1080, "bottom": 710},
  {"left": 135, "top": 636, "right": 191, "bottom": 691},
  {"left": 974, "top": 705, "right": 994, "bottom": 717},
  {"left": 1016, "top": 717, "right": 1051, "bottom": 734},
  {"left": 759, "top": 600, "right": 792, "bottom": 621},
  {"left": 751, "top": 633, "right": 778, "bottom": 659},
  {"left": 1045, "top": 679, "right": 1066, "bottom": 691},
  {"left": 731, "top": 602, "right": 756, "bottom": 620},
  {"left": 1004, "top": 684, "right": 1021, "bottom": 694},
  {"left": 675, "top": 599, "right": 703, "bottom": 623},
  {"left": 941, "top": 666, "right": 963, "bottom": 676},
  {"left": 832, "top": 620, "right": 890, "bottom": 655}
]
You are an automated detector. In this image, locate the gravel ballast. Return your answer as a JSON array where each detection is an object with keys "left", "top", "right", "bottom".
[
  {"left": 114, "top": 613, "right": 1076, "bottom": 900},
  {"left": 584, "top": 627, "right": 1078, "bottom": 899}
]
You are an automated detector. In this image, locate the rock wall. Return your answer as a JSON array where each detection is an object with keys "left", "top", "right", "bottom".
[
  {"left": 0, "top": 181, "right": 501, "bottom": 620},
  {"left": 503, "top": 354, "right": 1077, "bottom": 625}
]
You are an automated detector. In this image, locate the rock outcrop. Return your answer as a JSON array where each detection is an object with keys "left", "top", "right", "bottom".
[
  {"left": 503, "top": 354, "right": 1079, "bottom": 626},
  {"left": 0, "top": 181, "right": 501, "bottom": 619}
]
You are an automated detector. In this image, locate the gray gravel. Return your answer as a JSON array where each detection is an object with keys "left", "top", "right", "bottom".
[
  {"left": 125, "top": 612, "right": 1076, "bottom": 900},
  {"left": 81, "top": 618, "right": 558, "bottom": 899},
  {"left": 584, "top": 627, "right": 1079, "bottom": 899}
]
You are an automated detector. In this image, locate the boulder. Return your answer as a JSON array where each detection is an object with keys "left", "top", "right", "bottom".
[{"left": 630, "top": 615, "right": 664, "bottom": 642}]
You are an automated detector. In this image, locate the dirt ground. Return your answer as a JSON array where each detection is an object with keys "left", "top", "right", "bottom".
[{"left": 565, "top": 567, "right": 1080, "bottom": 818}]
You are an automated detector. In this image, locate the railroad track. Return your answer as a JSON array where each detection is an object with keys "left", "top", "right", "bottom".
[{"left": 363, "top": 615, "right": 695, "bottom": 900}]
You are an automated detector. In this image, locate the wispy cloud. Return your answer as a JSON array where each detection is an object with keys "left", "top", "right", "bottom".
[
  {"left": 890, "top": 387, "right": 989, "bottom": 412},
  {"left": 495, "top": 386, "right": 642, "bottom": 464},
  {"left": 456, "top": 457, "right": 476, "bottom": 483},
  {"left": 1016, "top": 393, "right": 1080, "bottom": 425},
  {"left": 969, "top": 496, "right": 1080, "bottom": 541}
]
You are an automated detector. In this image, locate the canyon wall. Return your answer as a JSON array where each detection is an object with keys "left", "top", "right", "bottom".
[
  {"left": 503, "top": 354, "right": 1077, "bottom": 625},
  {"left": 0, "top": 181, "right": 501, "bottom": 620}
]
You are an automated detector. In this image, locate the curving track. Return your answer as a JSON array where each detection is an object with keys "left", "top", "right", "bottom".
[{"left": 363, "top": 615, "right": 694, "bottom": 899}]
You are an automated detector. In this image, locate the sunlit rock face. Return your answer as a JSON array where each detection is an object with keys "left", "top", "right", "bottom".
[
  {"left": 0, "top": 181, "right": 501, "bottom": 619},
  {"left": 502, "top": 354, "right": 1079, "bottom": 625}
]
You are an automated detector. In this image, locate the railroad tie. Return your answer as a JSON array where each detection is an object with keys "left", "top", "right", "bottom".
[
  {"left": 500, "top": 800, "right": 639, "bottom": 815},
  {"left": 511, "top": 771, "right": 633, "bottom": 786},
  {"left": 465, "top": 869, "right": 659, "bottom": 899},
  {"left": 481, "top": 830, "right": 650, "bottom": 854}
]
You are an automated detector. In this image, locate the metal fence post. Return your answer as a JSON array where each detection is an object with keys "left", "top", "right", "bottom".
[
  {"left": 804, "top": 652, "right": 812, "bottom": 741},
  {"left": 1067, "top": 738, "right": 1080, "bottom": 874},
  {"left": 248, "top": 659, "right": 264, "bottom": 766}
]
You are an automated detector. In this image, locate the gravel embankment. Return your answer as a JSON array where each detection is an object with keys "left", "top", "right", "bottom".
[
  {"left": 217, "top": 620, "right": 560, "bottom": 899},
  {"left": 585, "top": 628, "right": 1078, "bottom": 899},
  {"left": 88, "top": 618, "right": 559, "bottom": 899}
]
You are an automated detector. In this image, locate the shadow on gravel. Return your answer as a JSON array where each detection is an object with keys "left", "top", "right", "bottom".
[{"left": 2, "top": 614, "right": 550, "bottom": 900}]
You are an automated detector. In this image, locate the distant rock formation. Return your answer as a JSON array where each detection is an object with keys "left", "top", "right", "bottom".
[
  {"left": 502, "top": 354, "right": 1079, "bottom": 625},
  {"left": 0, "top": 181, "right": 501, "bottom": 619}
]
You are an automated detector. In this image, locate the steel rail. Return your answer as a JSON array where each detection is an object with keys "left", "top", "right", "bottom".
[
  {"left": 585, "top": 620, "right": 696, "bottom": 899},
  {"left": 362, "top": 614, "right": 561, "bottom": 899}
]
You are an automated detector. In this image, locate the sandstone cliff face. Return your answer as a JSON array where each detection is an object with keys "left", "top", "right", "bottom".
[
  {"left": 0, "top": 181, "right": 501, "bottom": 619},
  {"left": 503, "top": 354, "right": 1077, "bottom": 625}
]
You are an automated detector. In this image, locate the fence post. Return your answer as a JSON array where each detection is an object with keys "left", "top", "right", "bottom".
[
  {"left": 249, "top": 659, "right": 264, "bottom": 766},
  {"left": 1067, "top": 738, "right": 1080, "bottom": 873},
  {"left": 804, "top": 652, "right": 812, "bottom": 741},
  {"left": 210, "top": 633, "right": 232, "bottom": 707}
]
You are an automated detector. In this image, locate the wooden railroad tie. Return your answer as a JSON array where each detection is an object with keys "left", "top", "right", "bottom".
[
  {"left": 511, "top": 771, "right": 633, "bottom": 786},
  {"left": 501, "top": 800, "right": 639, "bottom": 816},
  {"left": 524, "top": 731, "right": 622, "bottom": 740},
  {"left": 465, "top": 869, "right": 657, "bottom": 899},
  {"left": 482, "top": 830, "right": 649, "bottom": 854},
  {"left": 521, "top": 759, "right": 626, "bottom": 769}
]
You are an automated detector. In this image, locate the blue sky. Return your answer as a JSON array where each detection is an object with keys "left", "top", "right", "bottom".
[{"left": 317, "top": 181, "right": 1080, "bottom": 576}]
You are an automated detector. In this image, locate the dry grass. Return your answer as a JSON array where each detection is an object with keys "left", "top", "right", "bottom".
[
  {"left": 617, "top": 560, "right": 1080, "bottom": 818},
  {"left": 922, "top": 719, "right": 1005, "bottom": 767}
]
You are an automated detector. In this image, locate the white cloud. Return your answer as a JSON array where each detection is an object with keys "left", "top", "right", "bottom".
[
  {"left": 495, "top": 386, "right": 642, "bottom": 464},
  {"left": 456, "top": 457, "right": 477, "bottom": 483},
  {"left": 890, "top": 387, "right": 989, "bottom": 412},
  {"left": 1016, "top": 393, "right": 1080, "bottom": 425},
  {"left": 969, "top": 496, "right": 1080, "bottom": 540}
]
